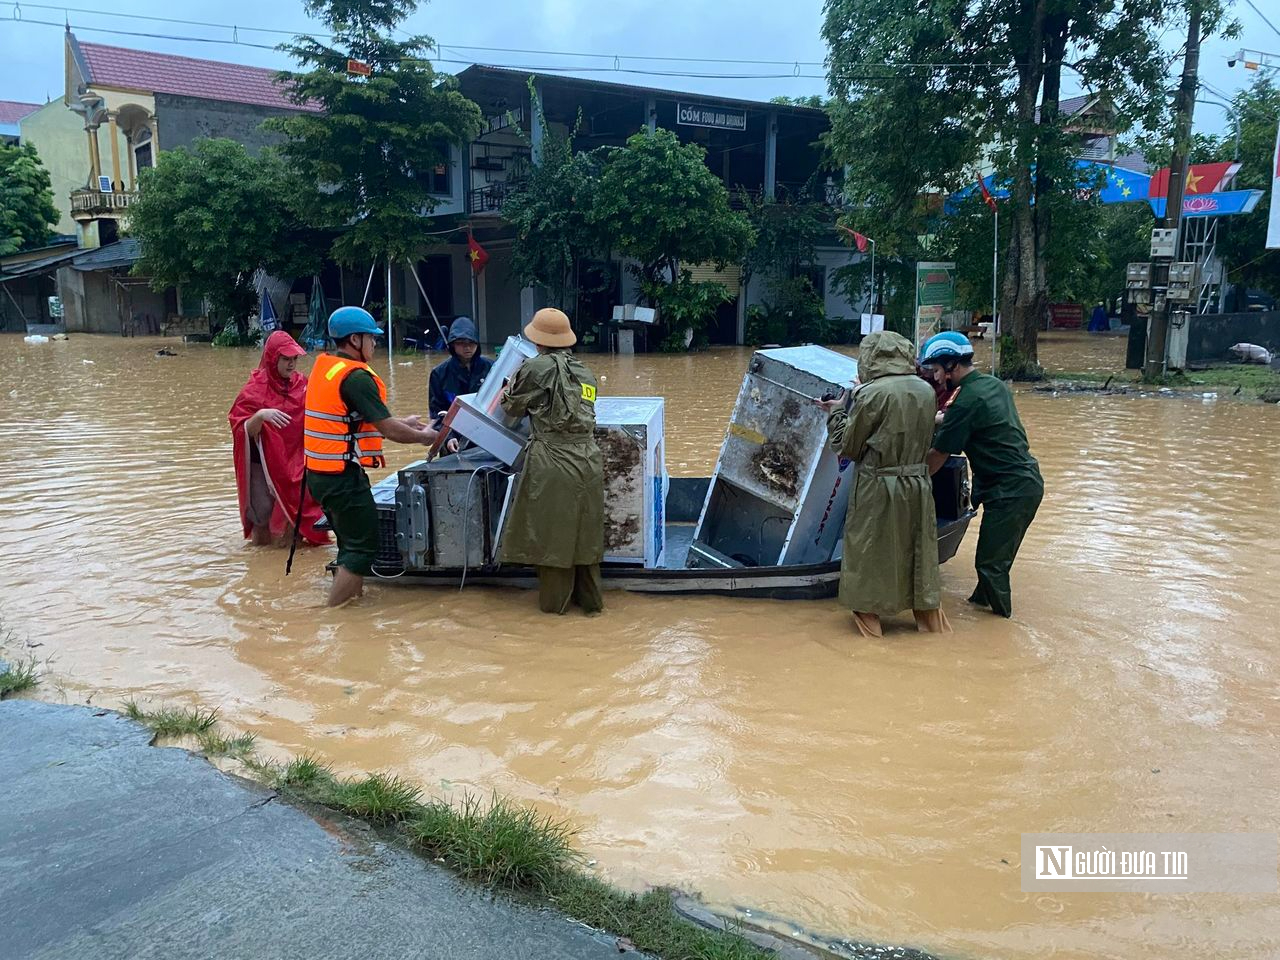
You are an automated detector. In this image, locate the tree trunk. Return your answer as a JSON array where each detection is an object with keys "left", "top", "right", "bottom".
[{"left": 1000, "top": 0, "right": 1049, "bottom": 379}]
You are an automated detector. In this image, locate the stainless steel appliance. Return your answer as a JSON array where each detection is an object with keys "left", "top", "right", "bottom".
[{"left": 687, "top": 346, "right": 860, "bottom": 569}]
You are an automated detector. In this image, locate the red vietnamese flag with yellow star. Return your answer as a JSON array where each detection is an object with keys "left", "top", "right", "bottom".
[
  {"left": 1147, "top": 161, "right": 1239, "bottom": 199},
  {"left": 467, "top": 230, "right": 489, "bottom": 275}
]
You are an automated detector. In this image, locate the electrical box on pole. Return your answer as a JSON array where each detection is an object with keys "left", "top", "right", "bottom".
[{"left": 1143, "top": 1, "right": 1201, "bottom": 381}]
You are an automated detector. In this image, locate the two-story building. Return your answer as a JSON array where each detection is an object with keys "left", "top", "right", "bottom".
[
  {"left": 11, "top": 31, "right": 321, "bottom": 333},
  {"left": 399, "top": 65, "right": 860, "bottom": 346},
  {"left": 13, "top": 34, "right": 865, "bottom": 342}
]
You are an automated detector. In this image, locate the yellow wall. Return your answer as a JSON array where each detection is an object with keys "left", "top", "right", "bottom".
[{"left": 20, "top": 99, "right": 130, "bottom": 235}]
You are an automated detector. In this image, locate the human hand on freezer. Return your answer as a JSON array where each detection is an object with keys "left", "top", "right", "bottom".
[{"left": 815, "top": 390, "right": 849, "bottom": 415}]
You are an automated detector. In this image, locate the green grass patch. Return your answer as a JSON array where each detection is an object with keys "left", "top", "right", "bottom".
[
  {"left": 272, "top": 762, "right": 421, "bottom": 825},
  {"left": 94, "top": 694, "right": 805, "bottom": 960},
  {"left": 0, "top": 657, "right": 40, "bottom": 697},
  {"left": 197, "top": 729, "right": 258, "bottom": 759},
  {"left": 279, "top": 753, "right": 332, "bottom": 789},
  {"left": 328, "top": 773, "right": 423, "bottom": 824},
  {"left": 547, "top": 874, "right": 771, "bottom": 960},
  {"left": 264, "top": 759, "right": 776, "bottom": 956},
  {"left": 122, "top": 700, "right": 220, "bottom": 737},
  {"left": 407, "top": 793, "right": 580, "bottom": 891}
]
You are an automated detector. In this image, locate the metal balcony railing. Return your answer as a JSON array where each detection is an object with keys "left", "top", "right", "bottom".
[
  {"left": 71, "top": 188, "right": 138, "bottom": 216},
  {"left": 465, "top": 177, "right": 528, "bottom": 215}
]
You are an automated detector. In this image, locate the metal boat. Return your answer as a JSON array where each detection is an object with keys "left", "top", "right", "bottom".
[{"left": 361, "top": 459, "right": 974, "bottom": 601}]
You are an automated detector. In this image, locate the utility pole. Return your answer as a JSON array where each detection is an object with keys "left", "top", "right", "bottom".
[{"left": 1144, "top": 0, "right": 1201, "bottom": 380}]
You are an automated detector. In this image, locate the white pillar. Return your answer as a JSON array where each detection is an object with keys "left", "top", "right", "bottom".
[
  {"left": 107, "top": 112, "right": 123, "bottom": 192},
  {"left": 646, "top": 97, "right": 657, "bottom": 134}
]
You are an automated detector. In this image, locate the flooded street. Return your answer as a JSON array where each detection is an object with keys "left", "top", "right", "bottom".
[{"left": 2, "top": 331, "right": 1278, "bottom": 959}]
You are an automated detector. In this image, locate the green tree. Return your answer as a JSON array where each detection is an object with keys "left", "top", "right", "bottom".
[
  {"left": 1218, "top": 73, "right": 1280, "bottom": 298},
  {"left": 938, "top": 191, "right": 1154, "bottom": 315},
  {"left": 643, "top": 271, "right": 733, "bottom": 351},
  {"left": 741, "top": 192, "right": 832, "bottom": 344},
  {"left": 0, "top": 143, "right": 58, "bottom": 256},
  {"left": 503, "top": 94, "right": 606, "bottom": 311},
  {"left": 270, "top": 0, "right": 482, "bottom": 270},
  {"left": 594, "top": 128, "right": 754, "bottom": 291},
  {"left": 741, "top": 192, "right": 828, "bottom": 289},
  {"left": 128, "top": 138, "right": 321, "bottom": 336},
  {"left": 823, "top": 0, "right": 1231, "bottom": 378}
]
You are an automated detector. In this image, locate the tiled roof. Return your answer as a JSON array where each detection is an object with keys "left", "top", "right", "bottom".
[
  {"left": 77, "top": 41, "right": 317, "bottom": 112},
  {"left": 1060, "top": 94, "right": 1093, "bottom": 117},
  {"left": 1110, "top": 152, "right": 1151, "bottom": 175},
  {"left": 0, "top": 99, "right": 41, "bottom": 124}
]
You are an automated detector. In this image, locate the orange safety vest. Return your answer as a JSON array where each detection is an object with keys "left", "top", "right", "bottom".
[{"left": 303, "top": 353, "right": 387, "bottom": 473}]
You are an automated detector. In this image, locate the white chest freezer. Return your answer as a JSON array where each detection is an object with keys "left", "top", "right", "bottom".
[
  {"left": 595, "top": 397, "right": 667, "bottom": 568},
  {"left": 687, "top": 346, "right": 859, "bottom": 569}
]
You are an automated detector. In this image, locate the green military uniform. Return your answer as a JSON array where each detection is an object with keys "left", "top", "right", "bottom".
[
  {"left": 827, "top": 331, "right": 942, "bottom": 616},
  {"left": 306, "top": 356, "right": 391, "bottom": 577},
  {"left": 500, "top": 350, "right": 605, "bottom": 614},
  {"left": 932, "top": 370, "right": 1043, "bottom": 618}
]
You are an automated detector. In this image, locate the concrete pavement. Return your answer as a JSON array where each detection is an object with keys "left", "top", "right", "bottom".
[{"left": 0, "top": 699, "right": 621, "bottom": 960}]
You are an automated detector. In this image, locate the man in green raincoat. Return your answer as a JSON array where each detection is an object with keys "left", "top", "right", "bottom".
[
  {"left": 819, "top": 331, "right": 951, "bottom": 637},
  {"left": 500, "top": 308, "right": 605, "bottom": 614}
]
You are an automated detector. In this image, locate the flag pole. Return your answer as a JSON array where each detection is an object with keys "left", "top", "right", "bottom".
[
  {"left": 991, "top": 207, "right": 999, "bottom": 375},
  {"left": 869, "top": 239, "right": 876, "bottom": 315}
]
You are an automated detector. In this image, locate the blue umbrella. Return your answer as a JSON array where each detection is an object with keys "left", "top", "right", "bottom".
[{"left": 260, "top": 286, "right": 279, "bottom": 333}]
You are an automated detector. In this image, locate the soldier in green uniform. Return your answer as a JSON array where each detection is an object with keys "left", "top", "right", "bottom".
[
  {"left": 923, "top": 332, "right": 1043, "bottom": 619},
  {"left": 500, "top": 308, "right": 606, "bottom": 614}
]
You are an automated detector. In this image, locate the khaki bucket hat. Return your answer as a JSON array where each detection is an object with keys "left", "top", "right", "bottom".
[{"left": 524, "top": 308, "right": 577, "bottom": 348}]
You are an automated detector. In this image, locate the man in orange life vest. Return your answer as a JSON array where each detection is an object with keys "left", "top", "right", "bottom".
[{"left": 304, "top": 306, "right": 439, "bottom": 606}]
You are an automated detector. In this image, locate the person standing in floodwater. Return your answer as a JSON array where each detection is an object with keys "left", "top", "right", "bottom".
[
  {"left": 499, "top": 308, "right": 605, "bottom": 615},
  {"left": 819, "top": 330, "right": 951, "bottom": 637},
  {"left": 429, "top": 316, "right": 493, "bottom": 454},
  {"left": 923, "top": 332, "right": 1044, "bottom": 619},
  {"left": 229, "top": 330, "right": 328, "bottom": 547},
  {"left": 304, "top": 307, "right": 439, "bottom": 606}
]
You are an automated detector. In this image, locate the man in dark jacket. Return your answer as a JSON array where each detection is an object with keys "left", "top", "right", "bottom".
[{"left": 429, "top": 316, "right": 493, "bottom": 429}]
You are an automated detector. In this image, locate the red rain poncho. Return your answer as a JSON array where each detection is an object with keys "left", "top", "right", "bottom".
[{"left": 228, "top": 331, "right": 328, "bottom": 544}]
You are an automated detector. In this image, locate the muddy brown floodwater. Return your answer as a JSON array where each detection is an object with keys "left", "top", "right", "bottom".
[{"left": 3, "top": 331, "right": 1278, "bottom": 959}]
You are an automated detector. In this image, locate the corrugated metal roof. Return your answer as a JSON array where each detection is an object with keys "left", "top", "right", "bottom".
[
  {"left": 0, "top": 246, "right": 81, "bottom": 278},
  {"left": 71, "top": 239, "right": 141, "bottom": 272},
  {"left": 459, "top": 65, "right": 829, "bottom": 118},
  {"left": 76, "top": 40, "right": 318, "bottom": 113}
]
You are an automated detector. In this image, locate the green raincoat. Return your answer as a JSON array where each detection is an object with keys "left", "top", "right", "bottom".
[
  {"left": 826, "top": 331, "right": 941, "bottom": 615},
  {"left": 499, "top": 351, "right": 605, "bottom": 569}
]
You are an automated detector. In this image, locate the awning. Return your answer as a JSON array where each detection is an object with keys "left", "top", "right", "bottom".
[{"left": 0, "top": 246, "right": 81, "bottom": 280}]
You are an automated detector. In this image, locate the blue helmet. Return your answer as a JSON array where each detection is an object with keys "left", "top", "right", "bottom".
[
  {"left": 328, "top": 306, "right": 383, "bottom": 340},
  {"left": 920, "top": 331, "right": 974, "bottom": 364}
]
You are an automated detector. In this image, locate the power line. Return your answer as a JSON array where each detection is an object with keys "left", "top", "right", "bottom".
[
  {"left": 0, "top": 18, "right": 871, "bottom": 79},
  {"left": 3, "top": 13, "right": 1019, "bottom": 83},
  {"left": 1241, "top": 0, "right": 1280, "bottom": 43},
  {"left": 1, "top": 0, "right": 1019, "bottom": 72}
]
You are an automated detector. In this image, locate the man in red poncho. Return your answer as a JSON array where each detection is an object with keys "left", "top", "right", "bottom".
[{"left": 229, "top": 331, "right": 328, "bottom": 546}]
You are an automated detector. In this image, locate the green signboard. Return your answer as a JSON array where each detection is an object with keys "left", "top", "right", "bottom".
[{"left": 914, "top": 261, "right": 956, "bottom": 348}]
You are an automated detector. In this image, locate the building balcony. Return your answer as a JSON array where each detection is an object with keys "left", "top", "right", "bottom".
[
  {"left": 466, "top": 177, "right": 527, "bottom": 216},
  {"left": 728, "top": 179, "right": 845, "bottom": 211},
  {"left": 70, "top": 187, "right": 138, "bottom": 219}
]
